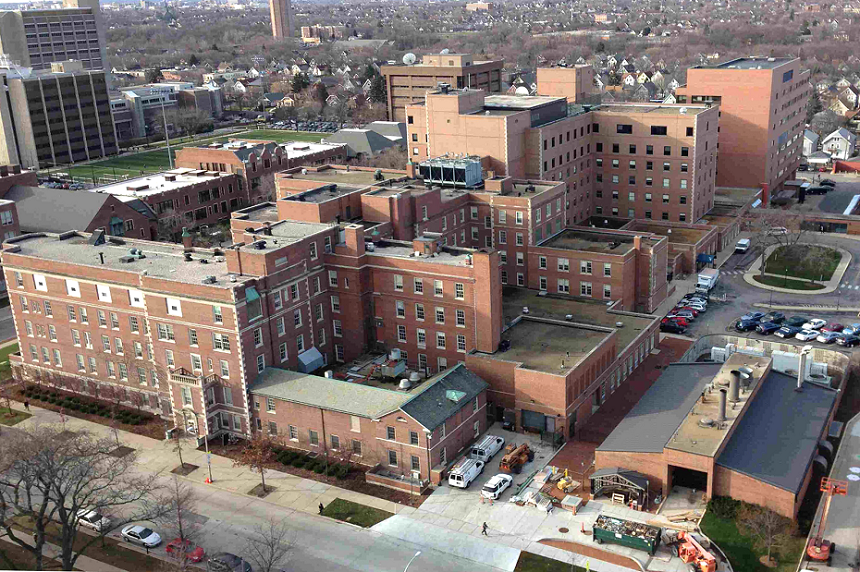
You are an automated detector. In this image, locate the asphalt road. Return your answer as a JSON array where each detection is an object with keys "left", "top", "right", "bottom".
[{"left": 0, "top": 304, "right": 15, "bottom": 342}]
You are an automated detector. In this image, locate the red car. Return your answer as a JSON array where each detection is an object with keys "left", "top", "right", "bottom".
[
  {"left": 822, "top": 323, "right": 845, "bottom": 333},
  {"left": 165, "top": 538, "right": 205, "bottom": 563},
  {"left": 662, "top": 316, "right": 690, "bottom": 327},
  {"left": 674, "top": 306, "right": 700, "bottom": 317}
]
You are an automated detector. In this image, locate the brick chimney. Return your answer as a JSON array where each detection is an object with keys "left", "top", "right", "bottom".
[
  {"left": 342, "top": 224, "right": 365, "bottom": 256},
  {"left": 181, "top": 227, "right": 193, "bottom": 251}
]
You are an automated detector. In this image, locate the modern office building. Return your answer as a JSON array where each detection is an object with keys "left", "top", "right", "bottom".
[
  {"left": 114, "top": 82, "right": 224, "bottom": 140},
  {"left": 0, "top": 59, "right": 118, "bottom": 169},
  {"left": 0, "top": 0, "right": 105, "bottom": 71},
  {"left": 675, "top": 57, "right": 810, "bottom": 202},
  {"left": 269, "top": 0, "right": 293, "bottom": 39},
  {"left": 381, "top": 53, "right": 504, "bottom": 121}
]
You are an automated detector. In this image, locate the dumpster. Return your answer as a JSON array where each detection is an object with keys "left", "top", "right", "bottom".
[{"left": 592, "top": 515, "right": 661, "bottom": 555}]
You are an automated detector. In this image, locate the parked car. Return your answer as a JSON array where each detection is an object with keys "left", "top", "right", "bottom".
[
  {"left": 837, "top": 335, "right": 860, "bottom": 347},
  {"left": 681, "top": 295, "right": 708, "bottom": 306},
  {"left": 756, "top": 322, "right": 782, "bottom": 335},
  {"left": 817, "top": 331, "right": 841, "bottom": 344},
  {"left": 822, "top": 323, "right": 846, "bottom": 333},
  {"left": 667, "top": 310, "right": 696, "bottom": 321},
  {"left": 803, "top": 319, "right": 827, "bottom": 330},
  {"left": 795, "top": 329, "right": 819, "bottom": 341},
  {"left": 767, "top": 227, "right": 789, "bottom": 235},
  {"left": 786, "top": 316, "right": 808, "bottom": 327},
  {"left": 76, "top": 510, "right": 111, "bottom": 532},
  {"left": 166, "top": 538, "right": 205, "bottom": 562},
  {"left": 776, "top": 326, "right": 801, "bottom": 338},
  {"left": 661, "top": 321, "right": 687, "bottom": 334},
  {"left": 735, "top": 319, "right": 758, "bottom": 332},
  {"left": 679, "top": 301, "right": 706, "bottom": 312},
  {"left": 820, "top": 179, "right": 836, "bottom": 187},
  {"left": 663, "top": 316, "right": 690, "bottom": 327},
  {"left": 807, "top": 186, "right": 830, "bottom": 195},
  {"left": 797, "top": 164, "right": 809, "bottom": 171},
  {"left": 481, "top": 474, "right": 514, "bottom": 500},
  {"left": 761, "top": 312, "right": 785, "bottom": 324},
  {"left": 674, "top": 306, "right": 700, "bottom": 317},
  {"left": 121, "top": 525, "right": 162, "bottom": 548},
  {"left": 741, "top": 311, "right": 766, "bottom": 322},
  {"left": 208, "top": 553, "right": 253, "bottom": 572},
  {"left": 843, "top": 324, "right": 860, "bottom": 336}
]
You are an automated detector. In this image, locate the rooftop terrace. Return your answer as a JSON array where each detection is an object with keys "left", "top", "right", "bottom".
[
  {"left": 540, "top": 229, "right": 638, "bottom": 254},
  {"left": 3, "top": 232, "right": 251, "bottom": 288},
  {"left": 491, "top": 317, "right": 612, "bottom": 374}
]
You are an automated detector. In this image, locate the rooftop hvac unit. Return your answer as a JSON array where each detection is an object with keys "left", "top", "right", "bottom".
[{"left": 418, "top": 156, "right": 483, "bottom": 188}]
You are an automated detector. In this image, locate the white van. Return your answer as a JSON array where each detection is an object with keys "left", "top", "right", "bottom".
[
  {"left": 469, "top": 435, "right": 505, "bottom": 463},
  {"left": 735, "top": 238, "right": 751, "bottom": 253},
  {"left": 447, "top": 458, "right": 485, "bottom": 489}
]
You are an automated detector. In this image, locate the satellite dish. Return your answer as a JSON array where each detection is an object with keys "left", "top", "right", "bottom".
[
  {"left": 402, "top": 53, "right": 417, "bottom": 65},
  {"left": 440, "top": 48, "right": 450, "bottom": 55}
]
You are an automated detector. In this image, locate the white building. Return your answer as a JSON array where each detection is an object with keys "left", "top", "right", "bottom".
[
  {"left": 803, "top": 129, "right": 820, "bottom": 157},
  {"left": 822, "top": 127, "right": 857, "bottom": 160}
]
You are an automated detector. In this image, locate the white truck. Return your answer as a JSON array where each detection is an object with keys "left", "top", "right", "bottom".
[
  {"left": 448, "top": 458, "right": 485, "bottom": 489},
  {"left": 696, "top": 268, "right": 720, "bottom": 293},
  {"left": 469, "top": 435, "right": 505, "bottom": 463}
]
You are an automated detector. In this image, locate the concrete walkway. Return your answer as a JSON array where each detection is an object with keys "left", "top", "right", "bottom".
[
  {"left": 0, "top": 531, "right": 126, "bottom": 572},
  {"left": 743, "top": 244, "right": 852, "bottom": 295}
]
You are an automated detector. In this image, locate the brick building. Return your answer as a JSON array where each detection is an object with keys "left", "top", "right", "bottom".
[
  {"left": 89, "top": 168, "right": 240, "bottom": 239},
  {"left": 676, "top": 57, "right": 810, "bottom": 203},
  {"left": 174, "top": 140, "right": 347, "bottom": 206},
  {"left": 595, "top": 352, "right": 840, "bottom": 518},
  {"left": 250, "top": 363, "right": 488, "bottom": 483},
  {"left": 381, "top": 54, "right": 504, "bottom": 121},
  {"left": 535, "top": 66, "right": 596, "bottom": 103}
]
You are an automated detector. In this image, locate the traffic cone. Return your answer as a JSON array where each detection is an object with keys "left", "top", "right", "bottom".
[{"left": 204, "top": 478, "right": 211, "bottom": 484}]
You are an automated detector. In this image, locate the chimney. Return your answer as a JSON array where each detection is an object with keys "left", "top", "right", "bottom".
[
  {"left": 717, "top": 388, "right": 727, "bottom": 424},
  {"left": 181, "top": 227, "right": 193, "bottom": 251},
  {"left": 406, "top": 160, "right": 418, "bottom": 178},
  {"left": 633, "top": 235, "right": 642, "bottom": 251},
  {"left": 797, "top": 348, "right": 810, "bottom": 391},
  {"left": 342, "top": 224, "right": 365, "bottom": 256},
  {"left": 728, "top": 370, "right": 740, "bottom": 403}
]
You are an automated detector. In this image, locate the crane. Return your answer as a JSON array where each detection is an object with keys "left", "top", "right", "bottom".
[
  {"left": 807, "top": 477, "right": 848, "bottom": 564},
  {"left": 676, "top": 531, "right": 716, "bottom": 572}
]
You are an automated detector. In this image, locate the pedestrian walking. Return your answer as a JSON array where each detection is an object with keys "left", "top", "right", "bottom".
[
  {"left": 481, "top": 522, "right": 488, "bottom": 536},
  {"left": 319, "top": 502, "right": 324, "bottom": 515},
  {"left": 24, "top": 400, "right": 30, "bottom": 412}
]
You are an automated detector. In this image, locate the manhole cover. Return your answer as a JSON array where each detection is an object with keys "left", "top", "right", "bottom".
[{"left": 559, "top": 527, "right": 569, "bottom": 533}]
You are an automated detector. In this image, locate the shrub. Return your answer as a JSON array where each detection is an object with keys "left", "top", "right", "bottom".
[
  {"left": 313, "top": 463, "right": 325, "bottom": 474},
  {"left": 707, "top": 496, "right": 741, "bottom": 520},
  {"left": 335, "top": 465, "right": 350, "bottom": 479},
  {"left": 292, "top": 456, "right": 307, "bottom": 468}
]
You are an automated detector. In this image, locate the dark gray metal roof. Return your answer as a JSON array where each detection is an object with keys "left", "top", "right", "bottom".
[
  {"left": 590, "top": 468, "right": 649, "bottom": 491},
  {"left": 325, "top": 129, "right": 397, "bottom": 157},
  {"left": 716, "top": 372, "right": 837, "bottom": 493},
  {"left": 5, "top": 185, "right": 110, "bottom": 233},
  {"left": 596, "top": 362, "right": 724, "bottom": 453},
  {"left": 400, "top": 364, "right": 489, "bottom": 431}
]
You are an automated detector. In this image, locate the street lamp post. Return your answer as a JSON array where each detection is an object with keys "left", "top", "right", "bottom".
[
  {"left": 199, "top": 412, "right": 213, "bottom": 484},
  {"left": 784, "top": 267, "right": 788, "bottom": 287},
  {"left": 403, "top": 551, "right": 421, "bottom": 572}
]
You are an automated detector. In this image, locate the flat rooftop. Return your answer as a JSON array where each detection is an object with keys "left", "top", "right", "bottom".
[
  {"left": 711, "top": 57, "right": 794, "bottom": 70},
  {"left": 368, "top": 239, "right": 478, "bottom": 266},
  {"left": 485, "top": 317, "right": 612, "bottom": 374},
  {"left": 715, "top": 186, "right": 760, "bottom": 206},
  {"left": 483, "top": 94, "right": 565, "bottom": 109},
  {"left": 232, "top": 203, "right": 279, "bottom": 223},
  {"left": 243, "top": 220, "right": 334, "bottom": 250},
  {"left": 594, "top": 104, "right": 711, "bottom": 116},
  {"left": 626, "top": 222, "right": 709, "bottom": 244},
  {"left": 501, "top": 287, "right": 656, "bottom": 354},
  {"left": 3, "top": 232, "right": 252, "bottom": 288},
  {"left": 285, "top": 182, "right": 367, "bottom": 203},
  {"left": 667, "top": 355, "right": 770, "bottom": 457},
  {"left": 280, "top": 141, "right": 345, "bottom": 158},
  {"left": 282, "top": 168, "right": 404, "bottom": 185},
  {"left": 93, "top": 169, "right": 231, "bottom": 197},
  {"left": 540, "top": 229, "right": 637, "bottom": 254}
]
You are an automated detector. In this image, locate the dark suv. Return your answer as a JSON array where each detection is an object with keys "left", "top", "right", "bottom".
[{"left": 208, "top": 553, "right": 253, "bottom": 572}]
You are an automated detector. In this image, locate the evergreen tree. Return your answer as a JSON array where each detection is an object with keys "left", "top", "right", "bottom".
[
  {"left": 291, "top": 72, "right": 310, "bottom": 93},
  {"left": 806, "top": 90, "right": 823, "bottom": 123},
  {"left": 369, "top": 75, "right": 386, "bottom": 103}
]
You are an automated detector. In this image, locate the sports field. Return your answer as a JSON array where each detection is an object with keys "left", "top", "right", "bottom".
[{"left": 52, "top": 130, "right": 329, "bottom": 184}]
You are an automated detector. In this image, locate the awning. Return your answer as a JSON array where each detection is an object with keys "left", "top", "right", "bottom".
[
  {"left": 297, "top": 346, "right": 325, "bottom": 373},
  {"left": 245, "top": 286, "right": 260, "bottom": 303},
  {"left": 696, "top": 253, "right": 715, "bottom": 264}
]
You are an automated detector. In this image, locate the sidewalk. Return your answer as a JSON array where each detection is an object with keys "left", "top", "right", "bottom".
[
  {"left": 742, "top": 244, "right": 852, "bottom": 295},
  {"left": 13, "top": 401, "right": 408, "bottom": 517},
  {"left": 0, "top": 531, "right": 126, "bottom": 572}
]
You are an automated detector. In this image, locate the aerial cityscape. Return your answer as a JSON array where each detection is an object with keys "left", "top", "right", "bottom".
[{"left": 1, "top": 0, "right": 860, "bottom": 571}]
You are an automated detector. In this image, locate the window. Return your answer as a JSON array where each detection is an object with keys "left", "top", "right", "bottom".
[
  {"left": 309, "top": 430, "right": 319, "bottom": 446},
  {"left": 516, "top": 233, "right": 524, "bottom": 246},
  {"left": 213, "top": 333, "right": 230, "bottom": 351},
  {"left": 517, "top": 273, "right": 525, "bottom": 286},
  {"left": 129, "top": 316, "right": 139, "bottom": 333},
  {"left": 191, "top": 354, "right": 202, "bottom": 371},
  {"left": 265, "top": 397, "right": 276, "bottom": 412},
  {"left": 294, "top": 310, "right": 302, "bottom": 327},
  {"left": 685, "top": 127, "right": 693, "bottom": 137},
  {"left": 457, "top": 334, "right": 466, "bottom": 352},
  {"left": 663, "top": 145, "right": 671, "bottom": 156},
  {"left": 114, "top": 337, "right": 124, "bottom": 354},
  {"left": 309, "top": 242, "right": 317, "bottom": 259},
  {"left": 436, "top": 332, "right": 446, "bottom": 349},
  {"left": 330, "top": 295, "right": 340, "bottom": 313},
  {"left": 612, "top": 143, "right": 619, "bottom": 153},
  {"left": 296, "top": 335, "right": 304, "bottom": 352},
  {"left": 662, "top": 212, "right": 670, "bottom": 220},
  {"left": 181, "top": 387, "right": 192, "bottom": 406},
  {"left": 48, "top": 325, "right": 57, "bottom": 341},
  {"left": 268, "top": 422, "right": 278, "bottom": 435},
  {"left": 330, "top": 435, "right": 340, "bottom": 450},
  {"left": 580, "top": 282, "right": 593, "bottom": 296},
  {"left": 157, "top": 323, "right": 175, "bottom": 341},
  {"left": 43, "top": 301, "right": 52, "bottom": 317},
  {"left": 454, "top": 283, "right": 464, "bottom": 300},
  {"left": 165, "top": 349, "right": 175, "bottom": 367},
  {"left": 515, "top": 211, "right": 523, "bottom": 225},
  {"left": 680, "top": 196, "right": 687, "bottom": 205},
  {"left": 273, "top": 290, "right": 282, "bottom": 310},
  {"left": 681, "top": 146, "right": 689, "bottom": 157},
  {"left": 558, "top": 278, "right": 570, "bottom": 293},
  {"left": 456, "top": 309, "right": 465, "bottom": 326},
  {"left": 413, "top": 279, "right": 423, "bottom": 294},
  {"left": 97, "top": 310, "right": 106, "bottom": 327},
  {"left": 256, "top": 354, "right": 265, "bottom": 373},
  {"left": 435, "top": 307, "right": 445, "bottom": 324},
  {"left": 253, "top": 328, "right": 263, "bottom": 347},
  {"left": 333, "top": 320, "right": 343, "bottom": 337},
  {"left": 213, "top": 306, "right": 223, "bottom": 324},
  {"left": 539, "top": 256, "right": 547, "bottom": 269},
  {"left": 539, "top": 276, "right": 547, "bottom": 291},
  {"left": 484, "top": 216, "right": 491, "bottom": 229},
  {"left": 604, "top": 263, "right": 612, "bottom": 277},
  {"left": 645, "top": 193, "right": 652, "bottom": 203},
  {"left": 394, "top": 275, "right": 403, "bottom": 292},
  {"left": 470, "top": 206, "right": 478, "bottom": 220},
  {"left": 434, "top": 280, "right": 443, "bottom": 296},
  {"left": 328, "top": 270, "right": 338, "bottom": 287},
  {"left": 616, "top": 124, "right": 632, "bottom": 134},
  {"left": 352, "top": 439, "right": 362, "bottom": 455},
  {"left": 388, "top": 451, "right": 397, "bottom": 466},
  {"left": 680, "top": 179, "right": 688, "bottom": 189},
  {"left": 650, "top": 125, "right": 668, "bottom": 136},
  {"left": 663, "top": 162, "right": 671, "bottom": 171},
  {"left": 417, "top": 328, "right": 426, "bottom": 348},
  {"left": 397, "top": 325, "right": 407, "bottom": 342},
  {"left": 662, "top": 178, "right": 670, "bottom": 188},
  {"left": 580, "top": 260, "right": 592, "bottom": 275},
  {"left": 220, "top": 360, "right": 230, "bottom": 378},
  {"left": 646, "top": 145, "right": 653, "bottom": 155}
]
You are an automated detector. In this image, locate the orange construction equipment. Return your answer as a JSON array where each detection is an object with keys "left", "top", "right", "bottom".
[
  {"left": 676, "top": 531, "right": 716, "bottom": 572},
  {"left": 807, "top": 477, "right": 848, "bottom": 563},
  {"left": 499, "top": 443, "right": 532, "bottom": 474}
]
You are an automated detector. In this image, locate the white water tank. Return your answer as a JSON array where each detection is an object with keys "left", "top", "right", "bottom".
[
  {"left": 399, "top": 378, "right": 412, "bottom": 390},
  {"left": 409, "top": 371, "right": 421, "bottom": 382}
]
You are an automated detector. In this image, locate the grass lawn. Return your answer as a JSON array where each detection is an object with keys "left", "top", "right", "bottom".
[
  {"left": 764, "top": 245, "right": 841, "bottom": 281},
  {"left": 0, "top": 408, "right": 31, "bottom": 426},
  {"left": 321, "top": 498, "right": 392, "bottom": 528},
  {"left": 700, "top": 512, "right": 805, "bottom": 572},
  {"left": 0, "top": 342, "right": 19, "bottom": 379},
  {"left": 0, "top": 539, "right": 71, "bottom": 570},
  {"left": 13, "top": 517, "right": 180, "bottom": 572},
  {"left": 753, "top": 274, "right": 825, "bottom": 291},
  {"left": 514, "top": 552, "right": 585, "bottom": 572},
  {"left": 238, "top": 129, "right": 328, "bottom": 143}
]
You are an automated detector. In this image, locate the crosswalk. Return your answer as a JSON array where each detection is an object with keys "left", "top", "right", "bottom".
[
  {"left": 722, "top": 269, "right": 747, "bottom": 276},
  {"left": 839, "top": 283, "right": 860, "bottom": 290}
]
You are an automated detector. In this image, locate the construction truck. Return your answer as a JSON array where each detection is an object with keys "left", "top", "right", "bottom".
[
  {"left": 675, "top": 531, "right": 716, "bottom": 572},
  {"left": 807, "top": 477, "right": 848, "bottom": 564},
  {"left": 499, "top": 443, "right": 533, "bottom": 474}
]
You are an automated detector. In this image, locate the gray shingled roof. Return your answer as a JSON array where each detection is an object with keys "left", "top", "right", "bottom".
[
  {"left": 325, "top": 129, "right": 397, "bottom": 157},
  {"left": 250, "top": 368, "right": 409, "bottom": 418},
  {"left": 366, "top": 121, "right": 407, "bottom": 144},
  {"left": 597, "top": 362, "right": 723, "bottom": 453},
  {"left": 400, "top": 364, "right": 489, "bottom": 430},
  {"left": 4, "top": 185, "right": 110, "bottom": 233},
  {"left": 716, "top": 372, "right": 837, "bottom": 493}
]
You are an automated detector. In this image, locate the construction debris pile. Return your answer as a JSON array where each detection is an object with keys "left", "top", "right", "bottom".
[{"left": 594, "top": 515, "right": 660, "bottom": 542}]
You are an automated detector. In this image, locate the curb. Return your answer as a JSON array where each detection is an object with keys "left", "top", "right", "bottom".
[{"left": 743, "top": 244, "right": 851, "bottom": 295}]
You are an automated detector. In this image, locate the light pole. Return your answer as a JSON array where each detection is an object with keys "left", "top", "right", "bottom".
[
  {"left": 199, "top": 411, "right": 213, "bottom": 484},
  {"left": 403, "top": 551, "right": 421, "bottom": 572}
]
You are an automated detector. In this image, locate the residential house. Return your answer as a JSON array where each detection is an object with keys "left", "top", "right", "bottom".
[
  {"left": 822, "top": 128, "right": 857, "bottom": 160},
  {"left": 803, "top": 129, "right": 820, "bottom": 157}
]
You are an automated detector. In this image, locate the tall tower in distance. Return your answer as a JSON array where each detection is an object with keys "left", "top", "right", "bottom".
[{"left": 270, "top": 0, "right": 293, "bottom": 39}]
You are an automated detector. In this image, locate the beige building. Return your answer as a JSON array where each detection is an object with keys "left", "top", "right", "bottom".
[
  {"left": 381, "top": 53, "right": 503, "bottom": 121},
  {"left": 536, "top": 66, "right": 596, "bottom": 103},
  {"left": 465, "top": 2, "right": 494, "bottom": 10},
  {"left": 269, "top": 0, "right": 293, "bottom": 39},
  {"left": 0, "top": 0, "right": 106, "bottom": 71},
  {"left": 0, "top": 60, "right": 118, "bottom": 169}
]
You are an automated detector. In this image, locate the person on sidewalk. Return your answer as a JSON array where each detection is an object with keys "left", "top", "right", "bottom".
[
  {"left": 481, "top": 522, "right": 488, "bottom": 536},
  {"left": 319, "top": 502, "right": 324, "bottom": 515},
  {"left": 24, "top": 400, "right": 30, "bottom": 412}
]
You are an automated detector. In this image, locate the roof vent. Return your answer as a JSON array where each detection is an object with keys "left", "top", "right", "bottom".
[
  {"left": 229, "top": 275, "right": 237, "bottom": 282},
  {"left": 184, "top": 252, "right": 192, "bottom": 262}
]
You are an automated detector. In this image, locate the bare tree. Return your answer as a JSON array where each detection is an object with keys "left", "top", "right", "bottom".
[
  {"left": 160, "top": 477, "right": 200, "bottom": 571},
  {"left": 0, "top": 425, "right": 170, "bottom": 571},
  {"left": 738, "top": 503, "right": 797, "bottom": 565},
  {"left": 745, "top": 210, "right": 808, "bottom": 278},
  {"left": 243, "top": 517, "right": 294, "bottom": 572},
  {"left": 233, "top": 433, "right": 276, "bottom": 494}
]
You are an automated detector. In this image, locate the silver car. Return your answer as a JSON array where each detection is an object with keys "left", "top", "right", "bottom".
[
  {"left": 121, "top": 525, "right": 162, "bottom": 547},
  {"left": 76, "top": 509, "right": 111, "bottom": 532}
]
